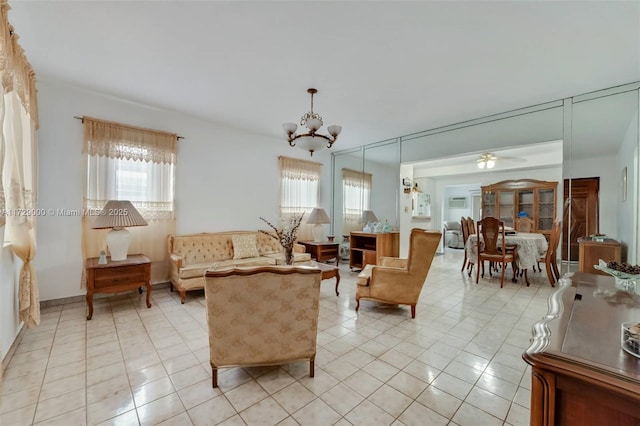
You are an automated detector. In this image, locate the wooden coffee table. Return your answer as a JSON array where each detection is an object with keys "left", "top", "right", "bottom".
[
  {"left": 311, "top": 261, "right": 340, "bottom": 296},
  {"left": 299, "top": 241, "right": 340, "bottom": 266}
]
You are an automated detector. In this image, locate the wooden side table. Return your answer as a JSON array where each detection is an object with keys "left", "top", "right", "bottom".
[
  {"left": 85, "top": 254, "right": 152, "bottom": 320},
  {"left": 299, "top": 241, "right": 340, "bottom": 265}
]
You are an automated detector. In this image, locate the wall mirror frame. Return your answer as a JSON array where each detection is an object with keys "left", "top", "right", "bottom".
[{"left": 332, "top": 81, "right": 640, "bottom": 266}]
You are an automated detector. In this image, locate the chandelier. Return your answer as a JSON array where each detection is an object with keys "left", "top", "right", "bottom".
[
  {"left": 477, "top": 152, "right": 497, "bottom": 169},
  {"left": 283, "top": 88, "right": 342, "bottom": 156}
]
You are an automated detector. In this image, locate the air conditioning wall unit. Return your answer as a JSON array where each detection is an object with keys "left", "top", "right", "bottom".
[{"left": 448, "top": 197, "right": 467, "bottom": 209}]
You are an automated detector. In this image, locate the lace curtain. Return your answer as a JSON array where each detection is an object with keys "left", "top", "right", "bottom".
[
  {"left": 81, "top": 117, "right": 176, "bottom": 284},
  {"left": 278, "top": 156, "right": 321, "bottom": 241},
  {"left": 0, "top": 0, "right": 40, "bottom": 398},
  {"left": 343, "top": 168, "right": 372, "bottom": 234}
]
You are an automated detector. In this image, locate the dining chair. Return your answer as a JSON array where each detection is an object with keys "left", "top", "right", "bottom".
[
  {"left": 461, "top": 217, "right": 470, "bottom": 272},
  {"left": 476, "top": 217, "right": 518, "bottom": 288},
  {"left": 539, "top": 220, "right": 562, "bottom": 286},
  {"left": 515, "top": 217, "right": 534, "bottom": 232}
]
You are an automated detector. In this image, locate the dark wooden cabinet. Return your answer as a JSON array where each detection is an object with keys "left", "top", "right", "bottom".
[
  {"left": 481, "top": 179, "right": 558, "bottom": 237},
  {"left": 523, "top": 273, "right": 640, "bottom": 425},
  {"left": 298, "top": 241, "right": 340, "bottom": 265},
  {"left": 349, "top": 231, "right": 399, "bottom": 270}
]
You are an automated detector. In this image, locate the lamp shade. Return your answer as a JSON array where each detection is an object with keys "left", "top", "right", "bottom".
[
  {"left": 361, "top": 210, "right": 378, "bottom": 224},
  {"left": 91, "top": 200, "right": 148, "bottom": 261},
  {"left": 91, "top": 200, "right": 148, "bottom": 229},
  {"left": 306, "top": 208, "right": 330, "bottom": 225},
  {"left": 307, "top": 208, "right": 330, "bottom": 242}
]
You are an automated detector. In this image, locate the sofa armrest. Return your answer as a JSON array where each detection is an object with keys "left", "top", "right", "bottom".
[{"left": 170, "top": 253, "right": 183, "bottom": 269}]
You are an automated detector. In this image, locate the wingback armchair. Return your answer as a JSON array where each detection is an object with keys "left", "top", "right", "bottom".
[
  {"left": 355, "top": 229, "right": 441, "bottom": 318},
  {"left": 204, "top": 265, "right": 321, "bottom": 387}
]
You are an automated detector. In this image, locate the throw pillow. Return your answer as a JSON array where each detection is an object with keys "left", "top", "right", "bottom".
[{"left": 232, "top": 234, "right": 259, "bottom": 260}]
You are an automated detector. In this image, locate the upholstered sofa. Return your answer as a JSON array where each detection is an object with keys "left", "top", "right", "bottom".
[
  {"left": 204, "top": 265, "right": 321, "bottom": 387},
  {"left": 168, "top": 231, "right": 311, "bottom": 303}
]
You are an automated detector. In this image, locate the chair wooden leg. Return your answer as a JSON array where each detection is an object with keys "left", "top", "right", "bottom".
[
  {"left": 310, "top": 359, "right": 315, "bottom": 378},
  {"left": 410, "top": 305, "right": 416, "bottom": 319},
  {"left": 355, "top": 297, "right": 360, "bottom": 312},
  {"left": 500, "top": 262, "right": 506, "bottom": 288},
  {"left": 545, "top": 261, "right": 555, "bottom": 286},
  {"left": 461, "top": 253, "right": 468, "bottom": 272},
  {"left": 212, "top": 368, "right": 218, "bottom": 388},
  {"left": 551, "top": 260, "right": 560, "bottom": 285}
]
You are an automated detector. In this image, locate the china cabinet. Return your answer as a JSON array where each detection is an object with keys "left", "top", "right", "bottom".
[{"left": 481, "top": 179, "right": 558, "bottom": 237}]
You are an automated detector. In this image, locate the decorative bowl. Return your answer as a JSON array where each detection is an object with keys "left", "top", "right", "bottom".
[
  {"left": 621, "top": 322, "right": 640, "bottom": 358},
  {"left": 594, "top": 260, "right": 639, "bottom": 294}
]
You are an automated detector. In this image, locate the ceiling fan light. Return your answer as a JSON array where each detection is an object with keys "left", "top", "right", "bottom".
[
  {"left": 486, "top": 159, "right": 495, "bottom": 169},
  {"left": 477, "top": 159, "right": 485, "bottom": 169}
]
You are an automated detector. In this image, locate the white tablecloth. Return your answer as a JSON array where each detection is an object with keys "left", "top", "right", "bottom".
[{"left": 466, "top": 232, "right": 549, "bottom": 270}]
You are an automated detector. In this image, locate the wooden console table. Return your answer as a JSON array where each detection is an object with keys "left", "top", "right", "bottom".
[
  {"left": 85, "top": 254, "right": 152, "bottom": 320},
  {"left": 523, "top": 272, "right": 640, "bottom": 425},
  {"left": 578, "top": 237, "right": 621, "bottom": 275}
]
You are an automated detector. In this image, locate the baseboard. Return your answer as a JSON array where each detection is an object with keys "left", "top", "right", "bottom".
[{"left": 39, "top": 281, "right": 171, "bottom": 309}]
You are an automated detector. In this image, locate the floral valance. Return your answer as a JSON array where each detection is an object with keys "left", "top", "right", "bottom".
[
  {"left": 82, "top": 116, "right": 177, "bottom": 164},
  {"left": 0, "top": 1, "right": 38, "bottom": 128}
]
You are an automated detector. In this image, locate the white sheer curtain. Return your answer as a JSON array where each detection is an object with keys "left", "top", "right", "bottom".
[
  {"left": 0, "top": 0, "right": 40, "bottom": 396},
  {"left": 343, "top": 168, "right": 372, "bottom": 234},
  {"left": 82, "top": 117, "right": 176, "bottom": 284},
  {"left": 279, "top": 156, "right": 321, "bottom": 241}
]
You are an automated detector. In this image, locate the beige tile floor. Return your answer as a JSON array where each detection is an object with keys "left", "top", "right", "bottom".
[{"left": 1, "top": 249, "right": 558, "bottom": 425}]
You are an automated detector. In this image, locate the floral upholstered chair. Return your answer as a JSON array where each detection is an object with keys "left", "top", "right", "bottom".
[
  {"left": 355, "top": 228, "right": 441, "bottom": 318},
  {"left": 204, "top": 265, "right": 321, "bottom": 387}
]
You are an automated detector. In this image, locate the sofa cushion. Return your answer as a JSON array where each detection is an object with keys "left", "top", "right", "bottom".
[
  {"left": 179, "top": 262, "right": 216, "bottom": 279},
  {"left": 232, "top": 234, "right": 260, "bottom": 259}
]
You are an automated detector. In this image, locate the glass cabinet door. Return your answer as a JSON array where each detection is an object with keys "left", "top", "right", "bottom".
[
  {"left": 517, "top": 190, "right": 535, "bottom": 219},
  {"left": 537, "top": 188, "right": 556, "bottom": 233},
  {"left": 498, "top": 190, "right": 514, "bottom": 227},
  {"left": 482, "top": 192, "right": 496, "bottom": 218}
]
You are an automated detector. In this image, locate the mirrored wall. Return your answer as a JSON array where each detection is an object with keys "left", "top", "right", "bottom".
[{"left": 332, "top": 82, "right": 640, "bottom": 267}]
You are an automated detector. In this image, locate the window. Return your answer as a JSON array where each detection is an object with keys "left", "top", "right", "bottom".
[
  {"left": 279, "top": 156, "right": 321, "bottom": 216},
  {"left": 343, "top": 168, "right": 372, "bottom": 233},
  {"left": 82, "top": 117, "right": 177, "bottom": 283}
]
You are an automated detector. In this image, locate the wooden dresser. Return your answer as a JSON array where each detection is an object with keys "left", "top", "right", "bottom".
[
  {"left": 578, "top": 237, "right": 622, "bottom": 275},
  {"left": 523, "top": 273, "right": 640, "bottom": 425}
]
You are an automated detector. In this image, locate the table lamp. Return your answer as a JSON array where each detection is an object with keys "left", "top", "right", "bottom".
[
  {"left": 91, "top": 200, "right": 148, "bottom": 261},
  {"left": 306, "top": 208, "right": 331, "bottom": 242}
]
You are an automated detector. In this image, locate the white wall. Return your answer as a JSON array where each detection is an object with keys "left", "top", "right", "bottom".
[
  {"left": 617, "top": 113, "right": 639, "bottom": 262},
  {"left": 32, "top": 79, "right": 332, "bottom": 302}
]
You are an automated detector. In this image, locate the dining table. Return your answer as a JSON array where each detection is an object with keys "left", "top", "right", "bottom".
[{"left": 465, "top": 232, "right": 549, "bottom": 282}]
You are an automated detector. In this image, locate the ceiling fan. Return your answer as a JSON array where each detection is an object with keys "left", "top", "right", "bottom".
[{"left": 476, "top": 152, "right": 525, "bottom": 169}]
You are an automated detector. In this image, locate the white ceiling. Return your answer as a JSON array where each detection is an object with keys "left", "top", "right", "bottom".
[{"left": 9, "top": 1, "right": 640, "bottom": 151}]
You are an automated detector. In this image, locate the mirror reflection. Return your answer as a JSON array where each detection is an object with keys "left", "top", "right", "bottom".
[
  {"left": 331, "top": 83, "right": 639, "bottom": 275},
  {"left": 566, "top": 88, "right": 639, "bottom": 271}
]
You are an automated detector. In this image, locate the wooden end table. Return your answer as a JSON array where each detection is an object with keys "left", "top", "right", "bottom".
[
  {"left": 311, "top": 261, "right": 341, "bottom": 296},
  {"left": 85, "top": 254, "right": 152, "bottom": 320},
  {"left": 299, "top": 241, "right": 340, "bottom": 266}
]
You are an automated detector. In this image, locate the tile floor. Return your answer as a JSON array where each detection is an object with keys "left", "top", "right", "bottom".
[{"left": 1, "top": 249, "right": 558, "bottom": 425}]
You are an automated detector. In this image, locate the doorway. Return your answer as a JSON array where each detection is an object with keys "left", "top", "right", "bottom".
[{"left": 563, "top": 177, "right": 599, "bottom": 261}]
